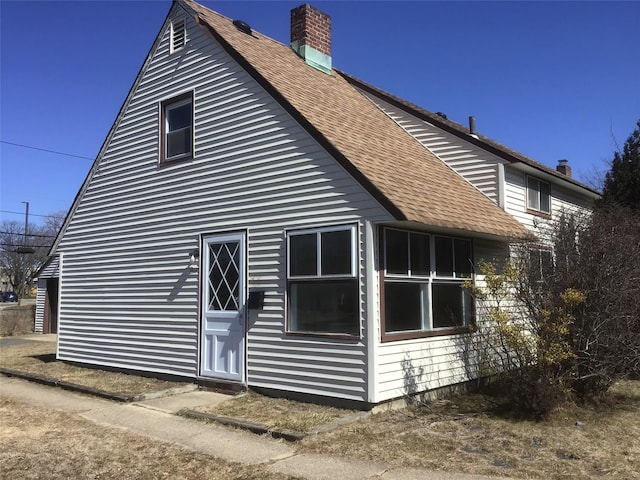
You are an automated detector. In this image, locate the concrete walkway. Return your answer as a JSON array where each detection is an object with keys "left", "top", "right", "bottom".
[{"left": 0, "top": 374, "right": 516, "bottom": 480}]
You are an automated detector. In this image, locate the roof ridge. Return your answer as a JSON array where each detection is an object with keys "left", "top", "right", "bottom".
[{"left": 338, "top": 70, "right": 599, "bottom": 195}]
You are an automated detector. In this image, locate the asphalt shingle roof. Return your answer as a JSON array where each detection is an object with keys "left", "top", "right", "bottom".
[
  {"left": 185, "top": 0, "right": 531, "bottom": 240},
  {"left": 340, "top": 72, "right": 600, "bottom": 196}
]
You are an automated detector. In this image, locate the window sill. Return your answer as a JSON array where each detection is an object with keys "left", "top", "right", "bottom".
[
  {"left": 159, "top": 154, "right": 194, "bottom": 166},
  {"left": 286, "top": 331, "right": 361, "bottom": 341},
  {"left": 526, "top": 208, "right": 551, "bottom": 219},
  {"left": 381, "top": 325, "right": 474, "bottom": 342}
]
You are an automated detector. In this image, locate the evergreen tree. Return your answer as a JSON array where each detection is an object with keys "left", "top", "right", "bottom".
[{"left": 601, "top": 119, "right": 640, "bottom": 209}]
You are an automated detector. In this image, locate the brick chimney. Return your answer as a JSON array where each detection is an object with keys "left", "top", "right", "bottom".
[
  {"left": 556, "top": 159, "right": 572, "bottom": 177},
  {"left": 290, "top": 4, "right": 332, "bottom": 74}
]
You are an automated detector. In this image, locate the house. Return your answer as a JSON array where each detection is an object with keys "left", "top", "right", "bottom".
[
  {"left": 35, "top": 0, "right": 598, "bottom": 407},
  {"left": 343, "top": 74, "right": 600, "bottom": 237}
]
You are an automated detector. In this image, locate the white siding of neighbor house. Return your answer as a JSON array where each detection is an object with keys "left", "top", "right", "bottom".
[
  {"left": 54, "top": 7, "right": 393, "bottom": 402},
  {"left": 504, "top": 166, "right": 593, "bottom": 238},
  {"left": 374, "top": 239, "right": 509, "bottom": 403},
  {"left": 35, "top": 256, "right": 60, "bottom": 333},
  {"left": 359, "top": 93, "right": 508, "bottom": 205}
]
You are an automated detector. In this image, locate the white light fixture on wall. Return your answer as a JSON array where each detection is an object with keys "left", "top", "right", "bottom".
[{"left": 189, "top": 249, "right": 199, "bottom": 269}]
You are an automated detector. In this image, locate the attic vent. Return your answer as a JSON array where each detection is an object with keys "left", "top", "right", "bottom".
[
  {"left": 171, "top": 19, "right": 186, "bottom": 53},
  {"left": 233, "top": 19, "right": 252, "bottom": 35}
]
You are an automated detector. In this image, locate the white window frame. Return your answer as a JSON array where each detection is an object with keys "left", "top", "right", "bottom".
[{"left": 527, "top": 175, "right": 551, "bottom": 214}]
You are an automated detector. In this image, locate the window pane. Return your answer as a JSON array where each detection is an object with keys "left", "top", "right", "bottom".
[
  {"left": 410, "top": 233, "right": 430, "bottom": 276},
  {"left": 321, "top": 229, "right": 352, "bottom": 275},
  {"left": 167, "top": 127, "right": 191, "bottom": 158},
  {"left": 290, "top": 234, "right": 317, "bottom": 276},
  {"left": 435, "top": 236, "right": 453, "bottom": 277},
  {"left": 432, "top": 283, "right": 471, "bottom": 328},
  {"left": 289, "top": 280, "right": 359, "bottom": 335},
  {"left": 384, "top": 282, "right": 426, "bottom": 332},
  {"left": 541, "top": 250, "right": 554, "bottom": 278},
  {"left": 167, "top": 102, "right": 192, "bottom": 131},
  {"left": 527, "top": 177, "right": 540, "bottom": 210},
  {"left": 539, "top": 181, "right": 551, "bottom": 213},
  {"left": 454, "top": 239, "right": 472, "bottom": 278},
  {"left": 386, "top": 229, "right": 408, "bottom": 275}
]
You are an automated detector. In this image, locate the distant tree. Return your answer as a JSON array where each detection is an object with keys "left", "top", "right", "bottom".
[
  {"left": 0, "top": 211, "right": 65, "bottom": 296},
  {"left": 601, "top": 119, "right": 640, "bottom": 209}
]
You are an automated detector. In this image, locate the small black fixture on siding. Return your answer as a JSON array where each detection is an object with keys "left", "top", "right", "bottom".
[
  {"left": 233, "top": 19, "right": 252, "bottom": 35},
  {"left": 248, "top": 290, "right": 265, "bottom": 310}
]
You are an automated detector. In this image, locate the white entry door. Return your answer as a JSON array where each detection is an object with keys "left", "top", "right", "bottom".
[{"left": 200, "top": 232, "right": 246, "bottom": 382}]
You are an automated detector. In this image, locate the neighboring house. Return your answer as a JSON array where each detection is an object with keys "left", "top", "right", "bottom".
[
  {"left": 343, "top": 74, "right": 600, "bottom": 238},
  {"left": 36, "top": 0, "right": 597, "bottom": 406}
]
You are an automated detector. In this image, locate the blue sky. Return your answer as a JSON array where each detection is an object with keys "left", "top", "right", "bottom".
[{"left": 1, "top": 1, "right": 639, "bottom": 226}]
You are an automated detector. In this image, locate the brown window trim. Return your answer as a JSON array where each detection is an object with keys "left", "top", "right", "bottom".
[
  {"left": 378, "top": 229, "right": 476, "bottom": 343},
  {"left": 526, "top": 208, "right": 552, "bottom": 219},
  {"left": 284, "top": 224, "right": 362, "bottom": 339},
  {"left": 284, "top": 331, "right": 361, "bottom": 341},
  {"left": 381, "top": 325, "right": 475, "bottom": 343},
  {"left": 160, "top": 91, "right": 194, "bottom": 165}
]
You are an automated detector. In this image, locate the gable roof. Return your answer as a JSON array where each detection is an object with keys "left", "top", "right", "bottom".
[
  {"left": 183, "top": 0, "right": 530, "bottom": 240},
  {"left": 50, "top": 0, "right": 531, "bottom": 257},
  {"left": 340, "top": 71, "right": 601, "bottom": 198}
]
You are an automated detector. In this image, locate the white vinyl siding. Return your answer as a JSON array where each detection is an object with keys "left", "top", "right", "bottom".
[
  {"left": 504, "top": 166, "right": 593, "bottom": 236},
  {"left": 359, "top": 93, "right": 507, "bottom": 205},
  {"left": 374, "top": 238, "right": 508, "bottom": 403},
  {"left": 54, "top": 7, "right": 392, "bottom": 402}
]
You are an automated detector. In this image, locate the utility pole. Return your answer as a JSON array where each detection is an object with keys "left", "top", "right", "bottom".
[
  {"left": 22, "top": 201, "right": 29, "bottom": 243},
  {"left": 19, "top": 201, "right": 31, "bottom": 299}
]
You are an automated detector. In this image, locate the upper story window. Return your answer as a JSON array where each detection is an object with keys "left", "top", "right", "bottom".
[
  {"left": 160, "top": 92, "right": 193, "bottom": 163},
  {"left": 170, "top": 18, "right": 186, "bottom": 53},
  {"left": 382, "top": 228, "right": 473, "bottom": 340},
  {"left": 527, "top": 176, "right": 551, "bottom": 215},
  {"left": 287, "top": 225, "right": 359, "bottom": 337}
]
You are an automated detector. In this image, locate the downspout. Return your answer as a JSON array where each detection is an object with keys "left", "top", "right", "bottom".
[
  {"left": 364, "top": 220, "right": 379, "bottom": 404},
  {"left": 497, "top": 163, "right": 506, "bottom": 210}
]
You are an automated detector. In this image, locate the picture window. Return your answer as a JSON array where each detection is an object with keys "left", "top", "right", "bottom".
[{"left": 382, "top": 228, "right": 473, "bottom": 338}]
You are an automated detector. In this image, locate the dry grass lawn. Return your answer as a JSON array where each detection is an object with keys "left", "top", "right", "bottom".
[
  {"left": 196, "top": 391, "right": 357, "bottom": 433},
  {"left": 0, "top": 397, "right": 300, "bottom": 480},
  {"left": 0, "top": 341, "right": 185, "bottom": 396},
  {"left": 300, "top": 381, "right": 640, "bottom": 479},
  {"left": 3, "top": 339, "right": 639, "bottom": 479}
]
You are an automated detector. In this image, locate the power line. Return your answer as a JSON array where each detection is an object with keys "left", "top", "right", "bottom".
[
  {"left": 0, "top": 140, "right": 94, "bottom": 161},
  {"left": 1, "top": 243, "right": 51, "bottom": 249},
  {"left": 0, "top": 231, "right": 57, "bottom": 238},
  {"left": 0, "top": 210, "right": 65, "bottom": 219}
]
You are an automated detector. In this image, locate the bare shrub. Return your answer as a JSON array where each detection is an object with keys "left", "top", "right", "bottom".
[{"left": 464, "top": 206, "right": 640, "bottom": 417}]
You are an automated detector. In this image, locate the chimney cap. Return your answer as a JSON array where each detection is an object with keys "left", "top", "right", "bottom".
[{"left": 558, "top": 159, "right": 569, "bottom": 166}]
